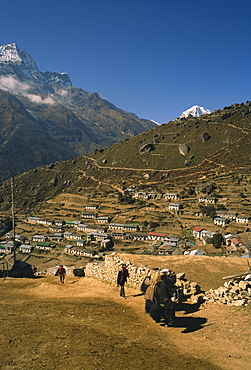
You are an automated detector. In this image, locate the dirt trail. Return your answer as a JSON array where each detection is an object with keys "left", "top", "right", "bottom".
[{"left": 0, "top": 275, "right": 250, "bottom": 370}]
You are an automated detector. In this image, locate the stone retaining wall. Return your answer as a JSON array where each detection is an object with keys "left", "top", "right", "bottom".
[
  {"left": 204, "top": 278, "right": 251, "bottom": 306},
  {"left": 85, "top": 254, "right": 203, "bottom": 304},
  {"left": 85, "top": 253, "right": 149, "bottom": 289},
  {"left": 46, "top": 254, "right": 251, "bottom": 307}
]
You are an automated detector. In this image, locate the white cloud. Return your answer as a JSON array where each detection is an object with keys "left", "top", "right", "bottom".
[
  {"left": 0, "top": 75, "right": 55, "bottom": 105},
  {"left": 57, "top": 89, "right": 68, "bottom": 97},
  {"left": 0, "top": 75, "right": 30, "bottom": 93},
  {"left": 26, "top": 94, "right": 55, "bottom": 105}
]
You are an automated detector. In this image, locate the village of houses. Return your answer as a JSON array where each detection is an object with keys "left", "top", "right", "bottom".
[{"left": 0, "top": 186, "right": 251, "bottom": 262}]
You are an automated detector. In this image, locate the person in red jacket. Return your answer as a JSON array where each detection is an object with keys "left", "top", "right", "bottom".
[
  {"left": 117, "top": 264, "right": 129, "bottom": 298},
  {"left": 57, "top": 264, "right": 66, "bottom": 284}
]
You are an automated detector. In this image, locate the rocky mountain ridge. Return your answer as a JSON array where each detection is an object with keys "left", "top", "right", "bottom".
[
  {"left": 0, "top": 43, "right": 156, "bottom": 182},
  {"left": 0, "top": 43, "right": 72, "bottom": 93}
]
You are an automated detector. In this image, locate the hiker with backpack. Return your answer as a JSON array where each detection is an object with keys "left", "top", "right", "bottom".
[{"left": 57, "top": 264, "right": 66, "bottom": 284}]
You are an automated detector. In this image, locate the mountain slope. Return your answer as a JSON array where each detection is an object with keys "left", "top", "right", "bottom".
[
  {"left": 0, "top": 100, "right": 251, "bottom": 213},
  {"left": 88, "top": 101, "right": 251, "bottom": 174},
  {"left": 0, "top": 91, "right": 78, "bottom": 181},
  {"left": 0, "top": 43, "right": 156, "bottom": 182}
]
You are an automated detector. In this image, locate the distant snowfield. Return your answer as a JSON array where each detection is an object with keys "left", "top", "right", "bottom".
[{"left": 150, "top": 119, "right": 160, "bottom": 125}]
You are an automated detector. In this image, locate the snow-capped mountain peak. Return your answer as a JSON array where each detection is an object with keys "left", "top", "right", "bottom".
[
  {"left": 180, "top": 105, "right": 211, "bottom": 118},
  {"left": 0, "top": 43, "right": 71, "bottom": 94},
  {"left": 0, "top": 43, "right": 40, "bottom": 75},
  {"left": 0, "top": 43, "right": 23, "bottom": 64}
]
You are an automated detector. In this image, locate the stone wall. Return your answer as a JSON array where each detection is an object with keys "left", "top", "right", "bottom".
[
  {"left": 85, "top": 253, "right": 149, "bottom": 289},
  {"left": 85, "top": 253, "right": 203, "bottom": 304},
  {"left": 204, "top": 277, "right": 251, "bottom": 306},
  {"left": 45, "top": 253, "right": 251, "bottom": 307}
]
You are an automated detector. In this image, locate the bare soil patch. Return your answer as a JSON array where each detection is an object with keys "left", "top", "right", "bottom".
[{"left": 1, "top": 255, "right": 251, "bottom": 370}]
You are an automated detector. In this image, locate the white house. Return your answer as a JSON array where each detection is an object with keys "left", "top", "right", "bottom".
[
  {"left": 5, "top": 232, "right": 22, "bottom": 241},
  {"left": 64, "top": 245, "right": 73, "bottom": 253},
  {"left": 148, "top": 232, "right": 170, "bottom": 241},
  {"left": 111, "top": 231, "right": 126, "bottom": 239},
  {"left": 200, "top": 230, "right": 215, "bottom": 239},
  {"left": 185, "top": 249, "right": 206, "bottom": 256},
  {"left": 130, "top": 232, "right": 148, "bottom": 241},
  {"left": 123, "top": 224, "right": 139, "bottom": 232},
  {"left": 64, "top": 231, "right": 73, "bottom": 239},
  {"left": 33, "top": 235, "right": 47, "bottom": 242},
  {"left": 19, "top": 245, "right": 33, "bottom": 253},
  {"left": 214, "top": 217, "right": 228, "bottom": 226},
  {"left": 49, "top": 225, "right": 63, "bottom": 232},
  {"left": 133, "top": 192, "right": 149, "bottom": 199},
  {"left": 109, "top": 223, "right": 125, "bottom": 230},
  {"left": 164, "top": 193, "right": 180, "bottom": 201},
  {"left": 36, "top": 242, "right": 53, "bottom": 251},
  {"left": 76, "top": 239, "right": 87, "bottom": 247},
  {"left": 168, "top": 203, "right": 181, "bottom": 211},
  {"left": 87, "top": 232, "right": 109, "bottom": 241},
  {"left": 76, "top": 223, "right": 88, "bottom": 231},
  {"left": 97, "top": 216, "right": 110, "bottom": 223},
  {"left": 216, "top": 211, "right": 237, "bottom": 220},
  {"left": 235, "top": 215, "right": 249, "bottom": 224},
  {"left": 100, "top": 239, "right": 113, "bottom": 249},
  {"left": 37, "top": 218, "right": 52, "bottom": 226},
  {"left": 81, "top": 211, "right": 97, "bottom": 219},
  {"left": 0, "top": 243, "right": 14, "bottom": 254},
  {"left": 86, "top": 204, "right": 99, "bottom": 210},
  {"left": 224, "top": 234, "right": 238, "bottom": 245},
  {"left": 198, "top": 196, "right": 216, "bottom": 204},
  {"left": 77, "top": 224, "right": 106, "bottom": 234},
  {"left": 54, "top": 220, "right": 65, "bottom": 227},
  {"left": 65, "top": 233, "right": 84, "bottom": 241},
  {"left": 27, "top": 216, "right": 40, "bottom": 224},
  {"left": 64, "top": 245, "right": 95, "bottom": 257},
  {"left": 192, "top": 227, "right": 204, "bottom": 238}
]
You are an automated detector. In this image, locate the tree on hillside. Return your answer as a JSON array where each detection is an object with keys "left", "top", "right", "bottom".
[
  {"left": 245, "top": 240, "right": 251, "bottom": 251},
  {"left": 149, "top": 221, "right": 159, "bottom": 229},
  {"left": 199, "top": 205, "right": 216, "bottom": 219},
  {"left": 212, "top": 233, "right": 224, "bottom": 249},
  {"left": 118, "top": 193, "right": 135, "bottom": 204},
  {"left": 142, "top": 220, "right": 149, "bottom": 229}
]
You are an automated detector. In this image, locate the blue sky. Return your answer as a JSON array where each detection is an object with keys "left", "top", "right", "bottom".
[{"left": 1, "top": 0, "right": 251, "bottom": 123}]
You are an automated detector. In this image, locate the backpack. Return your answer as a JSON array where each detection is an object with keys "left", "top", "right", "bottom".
[{"left": 58, "top": 266, "right": 65, "bottom": 275}]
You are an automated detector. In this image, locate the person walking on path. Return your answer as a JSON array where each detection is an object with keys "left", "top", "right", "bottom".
[
  {"left": 117, "top": 264, "right": 129, "bottom": 298},
  {"left": 57, "top": 264, "right": 66, "bottom": 284}
]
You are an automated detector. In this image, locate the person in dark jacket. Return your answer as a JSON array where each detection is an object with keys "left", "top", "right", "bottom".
[
  {"left": 117, "top": 264, "right": 129, "bottom": 298},
  {"left": 57, "top": 264, "right": 66, "bottom": 283}
]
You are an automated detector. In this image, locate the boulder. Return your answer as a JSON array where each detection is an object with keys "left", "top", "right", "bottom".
[
  {"left": 176, "top": 272, "right": 186, "bottom": 280},
  {"left": 202, "top": 132, "right": 210, "bottom": 142},
  {"left": 239, "top": 281, "right": 250, "bottom": 290},
  {"left": 139, "top": 143, "right": 155, "bottom": 154},
  {"left": 232, "top": 300, "right": 246, "bottom": 307},
  {"left": 179, "top": 144, "right": 189, "bottom": 156}
]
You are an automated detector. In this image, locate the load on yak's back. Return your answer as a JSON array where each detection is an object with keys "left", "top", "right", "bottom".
[{"left": 142, "top": 268, "right": 178, "bottom": 327}]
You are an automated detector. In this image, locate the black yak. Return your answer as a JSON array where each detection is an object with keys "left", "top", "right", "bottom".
[{"left": 145, "top": 270, "right": 177, "bottom": 326}]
